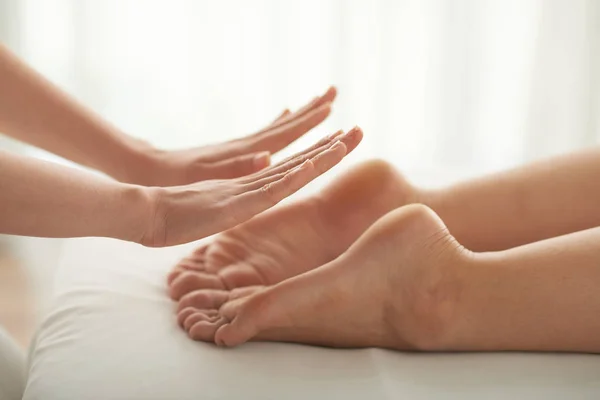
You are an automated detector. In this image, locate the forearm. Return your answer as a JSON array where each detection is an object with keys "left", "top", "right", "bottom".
[
  {"left": 449, "top": 227, "right": 600, "bottom": 353},
  {"left": 424, "top": 148, "right": 600, "bottom": 251},
  {"left": 0, "top": 150, "right": 151, "bottom": 241},
  {"left": 0, "top": 43, "right": 151, "bottom": 181}
]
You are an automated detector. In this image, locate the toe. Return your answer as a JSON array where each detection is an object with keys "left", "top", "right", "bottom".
[
  {"left": 229, "top": 286, "right": 265, "bottom": 300},
  {"left": 215, "top": 294, "right": 272, "bottom": 347},
  {"left": 167, "top": 266, "right": 189, "bottom": 286},
  {"left": 168, "top": 254, "right": 207, "bottom": 286},
  {"left": 177, "top": 307, "right": 198, "bottom": 327},
  {"left": 178, "top": 289, "right": 230, "bottom": 312},
  {"left": 189, "top": 317, "right": 228, "bottom": 342},
  {"left": 215, "top": 318, "right": 257, "bottom": 347},
  {"left": 217, "top": 264, "right": 267, "bottom": 287},
  {"left": 177, "top": 256, "right": 206, "bottom": 270},
  {"left": 167, "top": 268, "right": 182, "bottom": 286},
  {"left": 182, "top": 309, "right": 220, "bottom": 331},
  {"left": 169, "top": 271, "right": 225, "bottom": 300},
  {"left": 214, "top": 264, "right": 346, "bottom": 347},
  {"left": 192, "top": 244, "right": 209, "bottom": 257},
  {"left": 177, "top": 286, "right": 264, "bottom": 313}
]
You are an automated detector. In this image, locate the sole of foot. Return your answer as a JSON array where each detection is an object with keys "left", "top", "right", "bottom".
[{"left": 179, "top": 204, "right": 470, "bottom": 350}]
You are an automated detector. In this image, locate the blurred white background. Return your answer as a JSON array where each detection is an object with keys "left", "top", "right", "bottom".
[
  {"left": 1, "top": 0, "right": 600, "bottom": 325},
  {"left": 3, "top": 0, "right": 600, "bottom": 169}
]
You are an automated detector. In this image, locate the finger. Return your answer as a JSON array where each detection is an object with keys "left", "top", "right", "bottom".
[
  {"left": 238, "top": 129, "right": 345, "bottom": 185},
  {"left": 267, "top": 86, "right": 337, "bottom": 131},
  {"left": 198, "top": 105, "right": 327, "bottom": 163},
  {"left": 202, "top": 151, "right": 271, "bottom": 180},
  {"left": 242, "top": 139, "right": 341, "bottom": 190},
  {"left": 339, "top": 125, "right": 363, "bottom": 154},
  {"left": 270, "top": 109, "right": 291, "bottom": 125},
  {"left": 228, "top": 140, "right": 348, "bottom": 222},
  {"left": 210, "top": 87, "right": 336, "bottom": 162},
  {"left": 205, "top": 87, "right": 337, "bottom": 161},
  {"left": 243, "top": 124, "right": 363, "bottom": 185},
  {"left": 245, "top": 102, "right": 332, "bottom": 154},
  {"left": 248, "top": 86, "right": 336, "bottom": 139},
  {"left": 243, "top": 127, "right": 362, "bottom": 191}
]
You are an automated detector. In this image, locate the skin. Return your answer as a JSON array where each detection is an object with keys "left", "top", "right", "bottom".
[
  {"left": 170, "top": 150, "right": 600, "bottom": 352},
  {"left": 0, "top": 43, "right": 338, "bottom": 186},
  {"left": 0, "top": 41, "right": 364, "bottom": 246},
  {"left": 0, "top": 128, "right": 362, "bottom": 246},
  {"left": 168, "top": 159, "right": 409, "bottom": 299}
]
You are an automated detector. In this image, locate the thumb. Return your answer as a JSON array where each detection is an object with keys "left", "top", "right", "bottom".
[{"left": 204, "top": 152, "right": 271, "bottom": 180}]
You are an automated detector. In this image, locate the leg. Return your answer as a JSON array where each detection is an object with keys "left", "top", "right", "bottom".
[
  {"left": 168, "top": 159, "right": 416, "bottom": 302},
  {"left": 429, "top": 148, "right": 600, "bottom": 251}
]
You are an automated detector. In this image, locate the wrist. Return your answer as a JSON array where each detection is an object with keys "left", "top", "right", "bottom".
[
  {"left": 100, "top": 133, "right": 161, "bottom": 186},
  {"left": 111, "top": 183, "right": 162, "bottom": 244},
  {"left": 119, "top": 139, "right": 161, "bottom": 186}
]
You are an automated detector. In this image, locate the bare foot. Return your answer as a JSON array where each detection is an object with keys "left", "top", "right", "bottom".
[
  {"left": 179, "top": 204, "right": 471, "bottom": 350},
  {"left": 168, "top": 160, "right": 414, "bottom": 305}
]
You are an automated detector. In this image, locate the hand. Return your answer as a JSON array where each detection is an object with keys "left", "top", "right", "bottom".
[
  {"left": 140, "top": 127, "right": 363, "bottom": 247},
  {"left": 133, "top": 87, "right": 337, "bottom": 186}
]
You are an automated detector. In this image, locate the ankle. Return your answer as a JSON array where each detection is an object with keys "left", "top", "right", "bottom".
[{"left": 382, "top": 227, "right": 475, "bottom": 351}]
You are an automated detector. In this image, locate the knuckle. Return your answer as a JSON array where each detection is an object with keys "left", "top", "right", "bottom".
[
  {"left": 260, "top": 183, "right": 278, "bottom": 205},
  {"left": 282, "top": 170, "right": 295, "bottom": 183},
  {"left": 293, "top": 154, "right": 309, "bottom": 166}
]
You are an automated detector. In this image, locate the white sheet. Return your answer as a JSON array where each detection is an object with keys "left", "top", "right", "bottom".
[{"left": 23, "top": 236, "right": 600, "bottom": 399}]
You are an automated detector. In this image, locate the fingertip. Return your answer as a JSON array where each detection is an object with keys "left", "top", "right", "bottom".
[
  {"left": 323, "top": 86, "right": 337, "bottom": 102},
  {"left": 316, "top": 100, "right": 332, "bottom": 110},
  {"left": 321, "top": 141, "right": 347, "bottom": 168},
  {"left": 329, "top": 140, "right": 348, "bottom": 154},
  {"left": 253, "top": 151, "right": 271, "bottom": 170},
  {"left": 346, "top": 126, "right": 361, "bottom": 136},
  {"left": 320, "top": 101, "right": 333, "bottom": 115},
  {"left": 273, "top": 109, "right": 291, "bottom": 124},
  {"left": 326, "top": 129, "right": 345, "bottom": 142},
  {"left": 305, "top": 102, "right": 332, "bottom": 122},
  {"left": 341, "top": 126, "right": 363, "bottom": 154}
]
